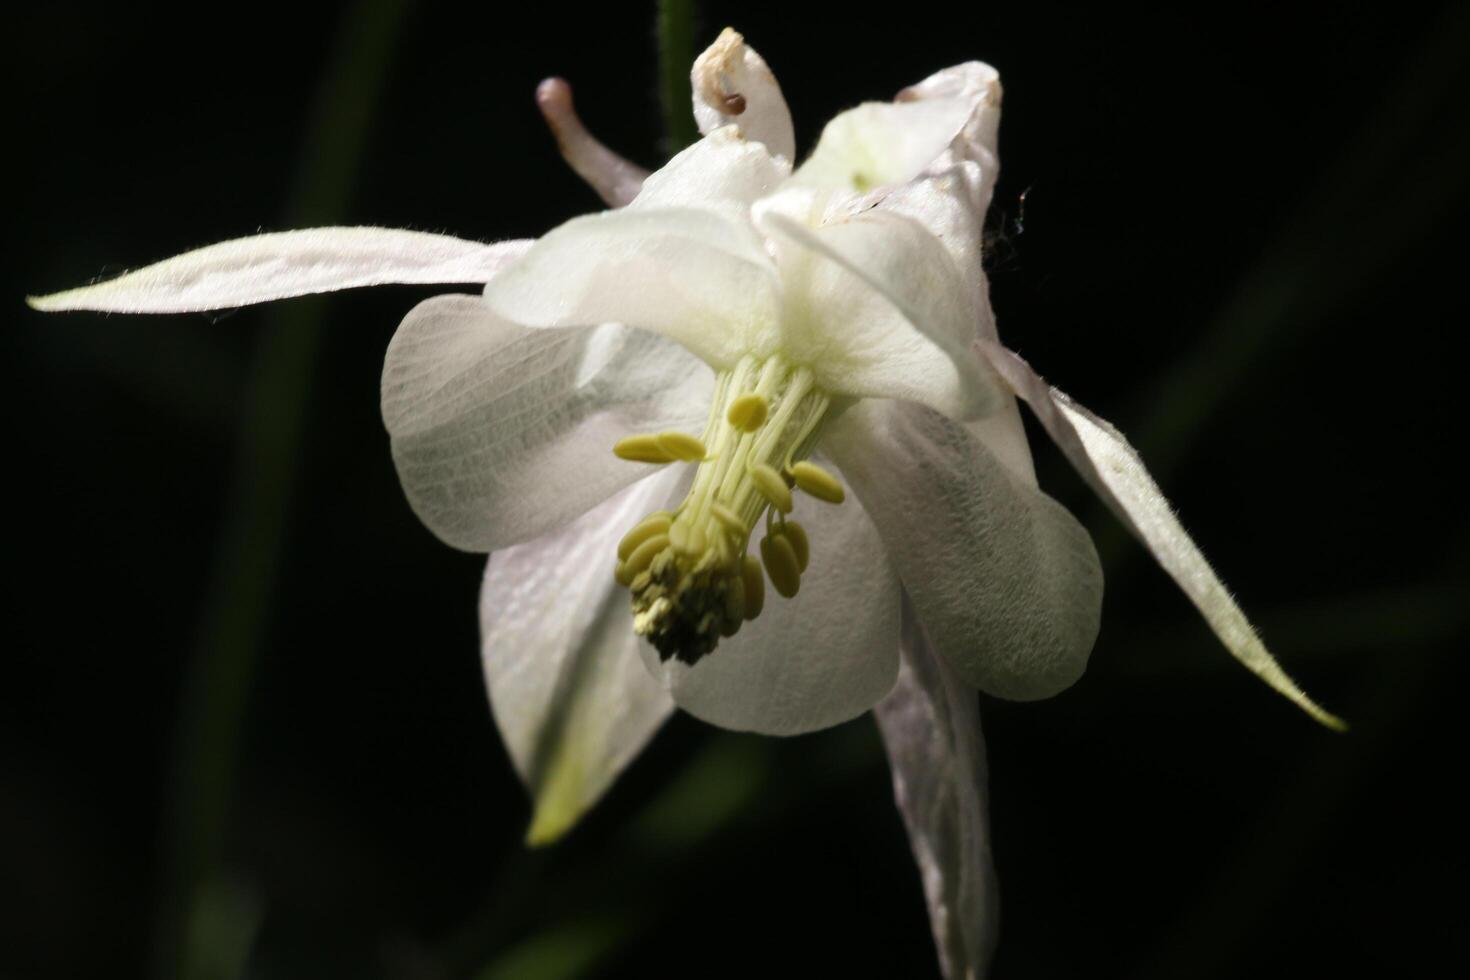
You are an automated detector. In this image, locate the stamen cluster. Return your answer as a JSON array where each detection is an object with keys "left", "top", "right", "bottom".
[{"left": 610, "top": 356, "right": 845, "bottom": 663}]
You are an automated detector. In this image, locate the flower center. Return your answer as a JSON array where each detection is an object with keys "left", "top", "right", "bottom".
[{"left": 610, "top": 355, "right": 845, "bottom": 665}]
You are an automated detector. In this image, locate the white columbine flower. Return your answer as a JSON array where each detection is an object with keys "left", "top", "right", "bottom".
[{"left": 29, "top": 28, "right": 1340, "bottom": 980}]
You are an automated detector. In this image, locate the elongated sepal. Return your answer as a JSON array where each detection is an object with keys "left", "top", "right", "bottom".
[
  {"left": 978, "top": 340, "right": 1346, "bottom": 730},
  {"left": 29, "top": 227, "right": 531, "bottom": 314},
  {"left": 876, "top": 596, "right": 998, "bottom": 979}
]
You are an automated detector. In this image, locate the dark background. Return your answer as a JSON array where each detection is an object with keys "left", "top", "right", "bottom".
[{"left": 6, "top": 1, "right": 1467, "bottom": 977}]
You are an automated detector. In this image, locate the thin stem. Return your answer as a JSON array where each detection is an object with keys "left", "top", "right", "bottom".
[
  {"left": 657, "top": 0, "right": 698, "bottom": 153},
  {"left": 152, "top": 2, "right": 410, "bottom": 977}
]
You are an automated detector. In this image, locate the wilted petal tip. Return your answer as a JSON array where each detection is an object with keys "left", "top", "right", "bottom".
[{"left": 690, "top": 27, "right": 796, "bottom": 162}]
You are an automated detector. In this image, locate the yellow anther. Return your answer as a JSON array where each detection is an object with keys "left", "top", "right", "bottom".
[
  {"left": 617, "top": 515, "right": 671, "bottom": 561},
  {"left": 668, "top": 519, "right": 707, "bottom": 557},
  {"left": 741, "top": 555, "right": 765, "bottom": 620},
  {"left": 614, "top": 560, "right": 635, "bottom": 588},
  {"left": 760, "top": 533, "right": 801, "bottom": 598},
  {"left": 789, "top": 460, "right": 845, "bottom": 504},
  {"left": 623, "top": 533, "right": 668, "bottom": 580},
  {"left": 726, "top": 392, "right": 769, "bottom": 432},
  {"left": 749, "top": 462, "right": 793, "bottom": 513},
  {"left": 782, "top": 520, "right": 810, "bottom": 573},
  {"left": 613, "top": 434, "right": 673, "bottom": 464},
  {"left": 710, "top": 501, "right": 746, "bottom": 536},
  {"left": 655, "top": 430, "right": 708, "bottom": 462},
  {"left": 723, "top": 575, "right": 745, "bottom": 624}
]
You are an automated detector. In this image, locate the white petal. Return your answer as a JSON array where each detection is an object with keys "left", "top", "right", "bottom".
[
  {"left": 691, "top": 28, "right": 796, "bottom": 163},
  {"left": 630, "top": 125, "right": 790, "bottom": 216},
  {"left": 874, "top": 163, "right": 998, "bottom": 344},
  {"left": 482, "top": 207, "right": 781, "bottom": 370},
  {"left": 639, "top": 484, "right": 901, "bottom": 735},
  {"left": 790, "top": 98, "right": 977, "bottom": 194},
  {"left": 758, "top": 205, "right": 1004, "bottom": 420},
  {"left": 382, "top": 293, "right": 711, "bottom": 551},
  {"left": 897, "top": 62, "right": 1004, "bottom": 166},
  {"left": 824, "top": 398, "right": 1103, "bottom": 700},
  {"left": 536, "top": 77, "right": 650, "bottom": 207},
  {"left": 978, "top": 340, "right": 1346, "bottom": 729},
  {"left": 27, "top": 227, "right": 531, "bottom": 313},
  {"left": 875, "top": 595, "right": 998, "bottom": 980},
  {"left": 481, "top": 467, "right": 685, "bottom": 845},
  {"left": 866, "top": 64, "right": 1005, "bottom": 343}
]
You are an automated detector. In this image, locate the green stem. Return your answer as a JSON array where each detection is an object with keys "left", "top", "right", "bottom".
[
  {"left": 657, "top": 0, "right": 698, "bottom": 153},
  {"left": 153, "top": 2, "right": 410, "bottom": 977}
]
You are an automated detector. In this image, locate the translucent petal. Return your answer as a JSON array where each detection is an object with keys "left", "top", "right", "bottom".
[
  {"left": 536, "top": 77, "right": 649, "bottom": 207},
  {"left": 757, "top": 204, "right": 1004, "bottom": 420},
  {"left": 790, "top": 98, "right": 977, "bottom": 194},
  {"left": 824, "top": 398, "right": 1103, "bottom": 700},
  {"left": 978, "top": 340, "right": 1346, "bottom": 729},
  {"left": 691, "top": 28, "right": 796, "bottom": 162},
  {"left": 482, "top": 207, "right": 781, "bottom": 370},
  {"left": 382, "top": 293, "right": 711, "bottom": 551},
  {"left": 875, "top": 595, "right": 998, "bottom": 980},
  {"left": 639, "top": 484, "right": 901, "bottom": 735},
  {"left": 27, "top": 227, "right": 531, "bottom": 313},
  {"left": 481, "top": 468, "right": 685, "bottom": 844}
]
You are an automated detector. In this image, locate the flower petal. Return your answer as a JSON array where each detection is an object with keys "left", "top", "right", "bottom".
[
  {"left": 630, "top": 125, "right": 790, "bottom": 216},
  {"left": 536, "top": 77, "right": 650, "bottom": 207},
  {"left": 691, "top": 28, "right": 796, "bottom": 163},
  {"left": 383, "top": 293, "right": 711, "bottom": 551},
  {"left": 896, "top": 62, "right": 1004, "bottom": 166},
  {"left": 790, "top": 97, "right": 977, "bottom": 195},
  {"left": 978, "top": 340, "right": 1346, "bottom": 729},
  {"left": 27, "top": 227, "right": 531, "bottom": 313},
  {"left": 482, "top": 207, "right": 781, "bottom": 370},
  {"left": 639, "top": 484, "right": 901, "bottom": 735},
  {"left": 874, "top": 163, "right": 998, "bottom": 343},
  {"left": 875, "top": 595, "right": 999, "bottom": 980},
  {"left": 758, "top": 204, "right": 1004, "bottom": 420},
  {"left": 481, "top": 467, "right": 685, "bottom": 845},
  {"left": 824, "top": 398, "right": 1103, "bottom": 700}
]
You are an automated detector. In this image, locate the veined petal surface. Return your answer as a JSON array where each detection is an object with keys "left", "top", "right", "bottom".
[
  {"left": 876, "top": 595, "right": 998, "bottom": 980},
  {"left": 639, "top": 481, "right": 901, "bottom": 735},
  {"left": 481, "top": 467, "right": 685, "bottom": 845},
  {"left": 482, "top": 207, "right": 781, "bottom": 370},
  {"left": 28, "top": 227, "right": 531, "bottom": 313},
  {"left": 978, "top": 341, "right": 1345, "bottom": 729},
  {"left": 383, "top": 294, "right": 711, "bottom": 551},
  {"left": 825, "top": 398, "right": 1102, "bottom": 700},
  {"left": 691, "top": 28, "right": 796, "bottom": 162}
]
